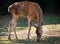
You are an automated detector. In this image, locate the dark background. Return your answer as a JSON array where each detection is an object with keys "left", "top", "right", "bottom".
[{"left": 0, "top": 0, "right": 60, "bottom": 15}]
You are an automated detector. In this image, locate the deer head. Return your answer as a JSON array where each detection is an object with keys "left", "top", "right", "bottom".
[{"left": 34, "top": 24, "right": 42, "bottom": 42}]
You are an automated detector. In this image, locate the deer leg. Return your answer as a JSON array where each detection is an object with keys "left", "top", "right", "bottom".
[
  {"left": 11, "top": 17, "right": 18, "bottom": 40},
  {"left": 8, "top": 19, "right": 14, "bottom": 40},
  {"left": 6, "top": 19, "right": 14, "bottom": 29},
  {"left": 27, "top": 19, "right": 32, "bottom": 40},
  {"left": 8, "top": 26, "right": 11, "bottom": 40},
  {"left": 8, "top": 17, "right": 18, "bottom": 40},
  {"left": 13, "top": 22, "right": 18, "bottom": 40},
  {"left": 14, "top": 27, "right": 18, "bottom": 40},
  {"left": 11, "top": 22, "right": 18, "bottom": 40}
]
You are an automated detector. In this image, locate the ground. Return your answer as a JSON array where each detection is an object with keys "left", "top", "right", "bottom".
[{"left": 0, "top": 14, "right": 60, "bottom": 44}]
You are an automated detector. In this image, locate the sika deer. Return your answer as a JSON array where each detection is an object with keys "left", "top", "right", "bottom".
[{"left": 8, "top": 1, "right": 43, "bottom": 41}]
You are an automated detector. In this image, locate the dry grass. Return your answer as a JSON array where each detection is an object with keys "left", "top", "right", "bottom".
[{"left": 0, "top": 24, "right": 60, "bottom": 44}]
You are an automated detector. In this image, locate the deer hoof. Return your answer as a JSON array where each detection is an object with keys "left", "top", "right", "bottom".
[
  {"left": 16, "top": 38, "right": 18, "bottom": 40},
  {"left": 26, "top": 38, "right": 30, "bottom": 41},
  {"left": 37, "top": 39, "right": 40, "bottom": 42},
  {"left": 8, "top": 37, "right": 11, "bottom": 40}
]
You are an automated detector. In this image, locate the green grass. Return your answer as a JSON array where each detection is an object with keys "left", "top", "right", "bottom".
[
  {"left": 44, "top": 17, "right": 60, "bottom": 21},
  {"left": 0, "top": 37, "right": 60, "bottom": 44},
  {"left": 43, "top": 17, "right": 60, "bottom": 24}
]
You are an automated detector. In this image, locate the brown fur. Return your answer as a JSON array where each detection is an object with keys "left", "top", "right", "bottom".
[{"left": 8, "top": 1, "right": 43, "bottom": 41}]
